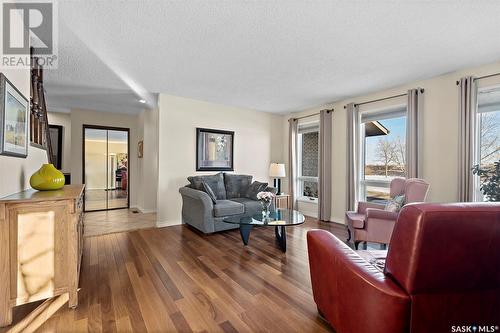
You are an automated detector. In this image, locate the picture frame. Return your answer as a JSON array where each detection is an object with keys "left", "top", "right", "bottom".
[
  {"left": 0, "top": 73, "right": 29, "bottom": 158},
  {"left": 196, "top": 127, "right": 234, "bottom": 171},
  {"left": 49, "top": 124, "right": 63, "bottom": 169}
]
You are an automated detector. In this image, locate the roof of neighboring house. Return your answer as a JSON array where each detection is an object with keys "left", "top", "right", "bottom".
[{"left": 365, "top": 121, "right": 390, "bottom": 137}]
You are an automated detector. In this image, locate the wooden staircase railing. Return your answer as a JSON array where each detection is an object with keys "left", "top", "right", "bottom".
[{"left": 30, "top": 53, "right": 54, "bottom": 164}]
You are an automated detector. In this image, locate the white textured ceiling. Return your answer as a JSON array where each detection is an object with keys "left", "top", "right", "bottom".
[{"left": 46, "top": 0, "right": 500, "bottom": 114}]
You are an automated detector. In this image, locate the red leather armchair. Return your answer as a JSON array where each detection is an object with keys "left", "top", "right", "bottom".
[{"left": 308, "top": 203, "right": 500, "bottom": 333}]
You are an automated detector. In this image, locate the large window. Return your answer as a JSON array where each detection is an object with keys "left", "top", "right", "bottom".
[
  {"left": 475, "top": 87, "right": 500, "bottom": 201},
  {"left": 297, "top": 121, "right": 319, "bottom": 200},
  {"left": 359, "top": 106, "right": 407, "bottom": 203}
]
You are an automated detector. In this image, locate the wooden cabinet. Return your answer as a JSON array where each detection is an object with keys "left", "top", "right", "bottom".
[
  {"left": 0, "top": 185, "right": 85, "bottom": 327},
  {"left": 275, "top": 194, "right": 291, "bottom": 210}
]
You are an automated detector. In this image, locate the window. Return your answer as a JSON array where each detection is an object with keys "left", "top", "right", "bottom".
[
  {"left": 475, "top": 87, "right": 500, "bottom": 201},
  {"left": 297, "top": 121, "right": 319, "bottom": 201},
  {"left": 359, "top": 106, "right": 407, "bottom": 203}
]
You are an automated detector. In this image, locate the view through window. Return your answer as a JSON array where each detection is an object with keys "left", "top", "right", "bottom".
[
  {"left": 475, "top": 87, "right": 500, "bottom": 201},
  {"left": 360, "top": 108, "right": 407, "bottom": 203},
  {"left": 298, "top": 122, "right": 319, "bottom": 200}
]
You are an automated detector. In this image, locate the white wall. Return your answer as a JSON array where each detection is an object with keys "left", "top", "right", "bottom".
[
  {"left": 136, "top": 108, "right": 159, "bottom": 213},
  {"left": 284, "top": 60, "right": 500, "bottom": 224},
  {"left": 70, "top": 109, "right": 139, "bottom": 206},
  {"left": 0, "top": 68, "right": 48, "bottom": 198},
  {"left": 157, "top": 94, "right": 284, "bottom": 226},
  {"left": 47, "top": 112, "right": 71, "bottom": 173}
]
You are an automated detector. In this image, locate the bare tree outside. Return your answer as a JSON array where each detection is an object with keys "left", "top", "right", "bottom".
[
  {"left": 479, "top": 111, "right": 500, "bottom": 165},
  {"left": 393, "top": 136, "right": 406, "bottom": 174},
  {"left": 375, "top": 138, "right": 396, "bottom": 176}
]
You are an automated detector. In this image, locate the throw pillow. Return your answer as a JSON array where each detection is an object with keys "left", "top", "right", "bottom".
[
  {"left": 187, "top": 172, "right": 226, "bottom": 199},
  {"left": 201, "top": 181, "right": 217, "bottom": 204},
  {"left": 245, "top": 181, "right": 268, "bottom": 200},
  {"left": 384, "top": 195, "right": 405, "bottom": 212},
  {"left": 224, "top": 173, "right": 253, "bottom": 199}
]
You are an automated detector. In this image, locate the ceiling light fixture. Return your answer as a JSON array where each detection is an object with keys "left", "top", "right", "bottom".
[{"left": 139, "top": 99, "right": 146, "bottom": 104}]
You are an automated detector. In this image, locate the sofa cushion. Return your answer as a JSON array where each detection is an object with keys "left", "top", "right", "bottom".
[
  {"left": 230, "top": 198, "right": 263, "bottom": 215},
  {"left": 188, "top": 172, "right": 226, "bottom": 200},
  {"left": 346, "top": 212, "right": 365, "bottom": 229},
  {"left": 213, "top": 200, "right": 244, "bottom": 217},
  {"left": 245, "top": 181, "right": 268, "bottom": 200},
  {"left": 201, "top": 181, "right": 217, "bottom": 204},
  {"left": 224, "top": 173, "right": 253, "bottom": 199}
]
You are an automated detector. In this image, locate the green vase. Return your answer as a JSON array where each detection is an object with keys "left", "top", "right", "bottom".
[{"left": 30, "top": 164, "right": 65, "bottom": 191}]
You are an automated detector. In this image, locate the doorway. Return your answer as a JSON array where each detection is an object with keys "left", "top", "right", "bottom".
[{"left": 83, "top": 125, "right": 130, "bottom": 212}]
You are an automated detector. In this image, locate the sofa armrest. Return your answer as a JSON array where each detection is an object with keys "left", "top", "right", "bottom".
[
  {"left": 179, "top": 186, "right": 213, "bottom": 203},
  {"left": 358, "top": 201, "right": 385, "bottom": 214},
  {"left": 366, "top": 208, "right": 399, "bottom": 221},
  {"left": 307, "top": 230, "right": 410, "bottom": 333},
  {"left": 179, "top": 186, "right": 215, "bottom": 233}
]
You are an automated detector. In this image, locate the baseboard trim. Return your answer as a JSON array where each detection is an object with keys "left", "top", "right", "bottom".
[
  {"left": 331, "top": 216, "right": 346, "bottom": 225},
  {"left": 130, "top": 206, "right": 157, "bottom": 214},
  {"left": 156, "top": 220, "right": 182, "bottom": 228}
]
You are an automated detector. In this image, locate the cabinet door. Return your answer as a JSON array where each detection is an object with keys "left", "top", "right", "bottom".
[{"left": 10, "top": 202, "right": 69, "bottom": 305}]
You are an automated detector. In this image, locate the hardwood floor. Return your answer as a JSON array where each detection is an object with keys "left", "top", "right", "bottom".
[
  {"left": 85, "top": 189, "right": 129, "bottom": 211},
  {"left": 9, "top": 217, "right": 347, "bottom": 332},
  {"left": 84, "top": 209, "right": 157, "bottom": 237}
]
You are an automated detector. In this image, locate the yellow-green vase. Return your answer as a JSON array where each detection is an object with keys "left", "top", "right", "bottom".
[{"left": 30, "top": 164, "right": 65, "bottom": 191}]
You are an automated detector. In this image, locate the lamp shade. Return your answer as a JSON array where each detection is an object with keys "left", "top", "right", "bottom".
[{"left": 269, "top": 163, "right": 286, "bottom": 178}]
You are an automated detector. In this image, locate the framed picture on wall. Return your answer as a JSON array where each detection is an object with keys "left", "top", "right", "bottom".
[
  {"left": 196, "top": 128, "right": 234, "bottom": 171},
  {"left": 49, "top": 125, "right": 63, "bottom": 169},
  {"left": 0, "top": 73, "right": 29, "bottom": 158}
]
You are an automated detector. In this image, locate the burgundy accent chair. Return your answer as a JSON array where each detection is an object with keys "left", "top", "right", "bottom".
[
  {"left": 346, "top": 178, "right": 429, "bottom": 249},
  {"left": 308, "top": 203, "right": 500, "bottom": 333}
]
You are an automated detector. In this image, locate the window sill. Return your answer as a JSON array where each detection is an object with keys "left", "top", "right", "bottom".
[{"left": 297, "top": 197, "right": 318, "bottom": 204}]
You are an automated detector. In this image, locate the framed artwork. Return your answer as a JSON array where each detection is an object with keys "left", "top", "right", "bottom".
[
  {"left": 138, "top": 140, "right": 143, "bottom": 158},
  {"left": 0, "top": 73, "right": 29, "bottom": 158},
  {"left": 49, "top": 125, "right": 63, "bottom": 169},
  {"left": 196, "top": 127, "right": 234, "bottom": 171}
]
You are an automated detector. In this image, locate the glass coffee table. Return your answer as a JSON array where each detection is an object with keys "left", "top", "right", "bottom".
[{"left": 223, "top": 209, "right": 305, "bottom": 252}]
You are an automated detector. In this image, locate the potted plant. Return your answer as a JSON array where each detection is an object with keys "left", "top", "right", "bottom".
[{"left": 472, "top": 160, "right": 500, "bottom": 202}]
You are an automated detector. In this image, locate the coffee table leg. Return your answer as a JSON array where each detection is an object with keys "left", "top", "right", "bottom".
[
  {"left": 240, "top": 224, "right": 253, "bottom": 245},
  {"left": 275, "top": 226, "right": 287, "bottom": 252}
]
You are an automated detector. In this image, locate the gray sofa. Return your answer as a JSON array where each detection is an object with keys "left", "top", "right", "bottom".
[{"left": 179, "top": 172, "right": 277, "bottom": 234}]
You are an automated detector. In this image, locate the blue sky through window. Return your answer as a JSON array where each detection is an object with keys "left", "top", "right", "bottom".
[{"left": 365, "top": 116, "right": 406, "bottom": 165}]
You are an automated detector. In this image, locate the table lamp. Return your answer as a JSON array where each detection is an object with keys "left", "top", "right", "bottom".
[{"left": 269, "top": 163, "right": 286, "bottom": 195}]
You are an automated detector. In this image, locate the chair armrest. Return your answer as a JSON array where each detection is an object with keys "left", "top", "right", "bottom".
[
  {"left": 366, "top": 208, "right": 399, "bottom": 221},
  {"left": 307, "top": 230, "right": 410, "bottom": 333},
  {"left": 358, "top": 201, "right": 385, "bottom": 214}
]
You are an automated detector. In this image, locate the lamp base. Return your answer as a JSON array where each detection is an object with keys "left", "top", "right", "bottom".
[{"left": 273, "top": 178, "right": 282, "bottom": 195}]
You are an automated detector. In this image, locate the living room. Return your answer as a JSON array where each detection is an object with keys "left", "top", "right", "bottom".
[{"left": 0, "top": 1, "right": 498, "bottom": 332}]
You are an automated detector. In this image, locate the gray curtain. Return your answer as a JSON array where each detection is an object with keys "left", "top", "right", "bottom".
[
  {"left": 458, "top": 76, "right": 477, "bottom": 202},
  {"left": 406, "top": 88, "right": 422, "bottom": 178},
  {"left": 346, "top": 103, "right": 359, "bottom": 211},
  {"left": 318, "top": 109, "right": 332, "bottom": 221},
  {"left": 288, "top": 118, "right": 298, "bottom": 209}
]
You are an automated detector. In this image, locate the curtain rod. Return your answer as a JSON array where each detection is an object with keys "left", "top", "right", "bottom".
[
  {"left": 289, "top": 108, "right": 333, "bottom": 121},
  {"left": 343, "top": 88, "right": 424, "bottom": 109},
  {"left": 456, "top": 72, "right": 500, "bottom": 85}
]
